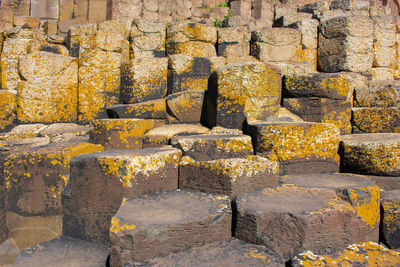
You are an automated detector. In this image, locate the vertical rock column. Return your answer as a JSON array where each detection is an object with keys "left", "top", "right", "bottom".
[{"left": 76, "top": 20, "right": 130, "bottom": 123}]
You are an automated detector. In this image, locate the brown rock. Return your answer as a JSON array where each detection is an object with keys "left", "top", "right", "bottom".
[
  {"left": 235, "top": 186, "right": 376, "bottom": 260},
  {"left": 64, "top": 147, "right": 181, "bottom": 244},
  {"left": 109, "top": 189, "right": 231, "bottom": 264},
  {"left": 0, "top": 239, "right": 19, "bottom": 266},
  {"left": 381, "top": 190, "right": 400, "bottom": 249},
  {"left": 89, "top": 118, "right": 164, "bottom": 150},
  {"left": 108, "top": 99, "right": 166, "bottom": 120},
  {"left": 166, "top": 90, "right": 204, "bottom": 124}
]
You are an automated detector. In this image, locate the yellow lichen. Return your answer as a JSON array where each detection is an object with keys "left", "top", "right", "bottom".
[{"left": 110, "top": 217, "right": 136, "bottom": 234}]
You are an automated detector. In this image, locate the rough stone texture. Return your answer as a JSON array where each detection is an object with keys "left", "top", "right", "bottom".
[
  {"left": 292, "top": 242, "right": 400, "bottom": 266},
  {"left": 0, "top": 90, "right": 17, "bottom": 132},
  {"left": 13, "top": 16, "right": 41, "bottom": 29},
  {"left": 127, "top": 238, "right": 285, "bottom": 266},
  {"left": 351, "top": 107, "right": 400, "bottom": 133},
  {"left": 131, "top": 19, "right": 166, "bottom": 59},
  {"left": 67, "top": 23, "right": 97, "bottom": 58},
  {"left": 274, "top": 62, "right": 315, "bottom": 76},
  {"left": 89, "top": 118, "right": 164, "bottom": 150},
  {"left": 318, "top": 16, "right": 373, "bottom": 73},
  {"left": 111, "top": 0, "right": 142, "bottom": 21},
  {"left": 283, "top": 73, "right": 352, "bottom": 100},
  {"left": 180, "top": 155, "right": 279, "bottom": 199},
  {"left": 235, "top": 186, "right": 376, "bottom": 261},
  {"left": 340, "top": 133, "right": 400, "bottom": 176},
  {"left": 109, "top": 189, "right": 231, "bottom": 264},
  {"left": 17, "top": 52, "right": 78, "bottom": 123},
  {"left": 0, "top": 0, "right": 30, "bottom": 16},
  {"left": 167, "top": 22, "right": 217, "bottom": 44},
  {"left": 354, "top": 82, "right": 400, "bottom": 107},
  {"left": 283, "top": 97, "right": 352, "bottom": 134},
  {"left": 368, "top": 176, "right": 400, "bottom": 191},
  {"left": 143, "top": 124, "right": 210, "bottom": 148},
  {"left": 206, "top": 62, "right": 281, "bottom": 129},
  {"left": 381, "top": 190, "right": 400, "bottom": 249},
  {"left": 3, "top": 140, "right": 103, "bottom": 217},
  {"left": 120, "top": 58, "right": 168, "bottom": 104},
  {"left": 64, "top": 147, "right": 181, "bottom": 244},
  {"left": 14, "top": 236, "right": 109, "bottom": 267},
  {"left": 171, "top": 133, "right": 253, "bottom": 161},
  {"left": 0, "top": 239, "right": 19, "bottom": 266},
  {"left": 166, "top": 90, "right": 204, "bottom": 124},
  {"left": 217, "top": 27, "right": 248, "bottom": 58},
  {"left": 30, "top": 0, "right": 59, "bottom": 20},
  {"left": 108, "top": 99, "right": 166, "bottom": 120},
  {"left": 168, "top": 54, "right": 211, "bottom": 94},
  {"left": 251, "top": 27, "right": 301, "bottom": 63},
  {"left": 280, "top": 173, "right": 380, "bottom": 241},
  {"left": 246, "top": 121, "right": 340, "bottom": 175}
]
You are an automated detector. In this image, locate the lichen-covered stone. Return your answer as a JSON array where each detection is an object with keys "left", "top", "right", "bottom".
[
  {"left": 17, "top": 52, "right": 78, "bottom": 123},
  {"left": 280, "top": 173, "right": 380, "bottom": 241},
  {"left": 340, "top": 133, "right": 400, "bottom": 176},
  {"left": 171, "top": 133, "right": 253, "bottom": 161},
  {"left": 180, "top": 155, "right": 279, "bottom": 198},
  {"left": 251, "top": 27, "right": 301, "bottom": 63},
  {"left": 351, "top": 107, "right": 400, "bottom": 133},
  {"left": 292, "top": 242, "right": 400, "bottom": 266},
  {"left": 143, "top": 124, "right": 210, "bottom": 148},
  {"left": 168, "top": 54, "right": 211, "bottom": 93},
  {"left": 89, "top": 119, "right": 164, "bottom": 150},
  {"left": 166, "top": 90, "right": 204, "bottom": 124},
  {"left": 235, "top": 185, "right": 374, "bottom": 261},
  {"left": 206, "top": 62, "right": 281, "bottom": 129},
  {"left": 96, "top": 20, "right": 130, "bottom": 53},
  {"left": 64, "top": 147, "right": 181, "bottom": 244},
  {"left": 0, "top": 90, "right": 16, "bottom": 132},
  {"left": 245, "top": 122, "right": 340, "bottom": 175},
  {"left": 283, "top": 97, "right": 352, "bottom": 134},
  {"left": 167, "top": 22, "right": 217, "bottom": 44},
  {"left": 126, "top": 238, "right": 285, "bottom": 266},
  {"left": 14, "top": 236, "right": 109, "bottom": 266},
  {"left": 283, "top": 73, "right": 352, "bottom": 100},
  {"left": 67, "top": 23, "right": 97, "bottom": 58},
  {"left": 354, "top": 82, "right": 400, "bottom": 107},
  {"left": 120, "top": 58, "right": 168, "bottom": 104},
  {"left": 131, "top": 19, "right": 166, "bottom": 59},
  {"left": 108, "top": 99, "right": 166, "bottom": 120},
  {"left": 3, "top": 140, "right": 103, "bottom": 216},
  {"left": 381, "top": 190, "right": 400, "bottom": 249},
  {"left": 167, "top": 41, "right": 217, "bottom": 58},
  {"left": 109, "top": 189, "right": 231, "bottom": 264},
  {"left": 78, "top": 49, "right": 123, "bottom": 122}
]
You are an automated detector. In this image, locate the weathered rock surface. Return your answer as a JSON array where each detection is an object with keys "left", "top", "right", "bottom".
[
  {"left": 381, "top": 190, "right": 400, "bottom": 249},
  {"left": 108, "top": 99, "right": 166, "bottom": 120},
  {"left": 340, "top": 133, "right": 400, "bottom": 176},
  {"left": 127, "top": 238, "right": 285, "bottom": 266},
  {"left": 109, "top": 189, "right": 231, "bottom": 265},
  {"left": 14, "top": 236, "right": 109, "bottom": 267},
  {"left": 235, "top": 186, "right": 376, "bottom": 260},
  {"left": 245, "top": 121, "right": 340, "bottom": 175},
  {"left": 64, "top": 147, "right": 181, "bottom": 244},
  {"left": 166, "top": 90, "right": 204, "bottom": 124}
]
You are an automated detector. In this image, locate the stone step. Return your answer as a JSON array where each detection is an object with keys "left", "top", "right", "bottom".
[
  {"left": 245, "top": 121, "right": 340, "bottom": 175},
  {"left": 63, "top": 146, "right": 181, "bottom": 244},
  {"left": 234, "top": 185, "right": 374, "bottom": 261},
  {"left": 171, "top": 133, "right": 253, "bottom": 161},
  {"left": 143, "top": 124, "right": 210, "bottom": 148},
  {"left": 280, "top": 173, "right": 380, "bottom": 241},
  {"left": 351, "top": 107, "right": 400, "bottom": 133},
  {"left": 340, "top": 133, "right": 400, "bottom": 176},
  {"left": 89, "top": 118, "right": 164, "bottom": 150},
  {"left": 180, "top": 155, "right": 279, "bottom": 199},
  {"left": 292, "top": 242, "right": 400, "bottom": 266},
  {"left": 13, "top": 236, "right": 108, "bottom": 267},
  {"left": 107, "top": 99, "right": 166, "bottom": 120},
  {"left": 127, "top": 238, "right": 285, "bottom": 266},
  {"left": 109, "top": 189, "right": 231, "bottom": 265}
]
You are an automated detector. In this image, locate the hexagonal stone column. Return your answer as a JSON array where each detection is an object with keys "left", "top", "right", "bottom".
[
  {"left": 89, "top": 118, "right": 164, "bottom": 150},
  {"left": 64, "top": 147, "right": 181, "bottom": 244},
  {"left": 245, "top": 121, "right": 340, "bottom": 175},
  {"left": 205, "top": 62, "right": 281, "bottom": 129},
  {"left": 109, "top": 189, "right": 231, "bottom": 265},
  {"left": 280, "top": 173, "right": 380, "bottom": 242},
  {"left": 127, "top": 238, "right": 285, "bottom": 266},
  {"left": 340, "top": 133, "right": 400, "bottom": 176},
  {"left": 234, "top": 186, "right": 375, "bottom": 260},
  {"left": 381, "top": 190, "right": 400, "bottom": 249},
  {"left": 171, "top": 133, "right": 253, "bottom": 161},
  {"left": 292, "top": 242, "right": 400, "bottom": 266},
  {"left": 180, "top": 155, "right": 279, "bottom": 199}
]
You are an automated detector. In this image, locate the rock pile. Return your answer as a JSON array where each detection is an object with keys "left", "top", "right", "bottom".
[{"left": 1, "top": 0, "right": 400, "bottom": 266}]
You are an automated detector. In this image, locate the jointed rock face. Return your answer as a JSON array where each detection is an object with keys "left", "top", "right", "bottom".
[{"left": 1, "top": 0, "right": 400, "bottom": 266}]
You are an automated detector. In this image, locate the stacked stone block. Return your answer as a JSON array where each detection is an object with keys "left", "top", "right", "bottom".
[
  {"left": 352, "top": 80, "right": 400, "bottom": 133},
  {"left": 318, "top": 15, "right": 373, "bottom": 73},
  {"left": 217, "top": 27, "right": 249, "bottom": 60},
  {"left": 130, "top": 19, "right": 166, "bottom": 59}
]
